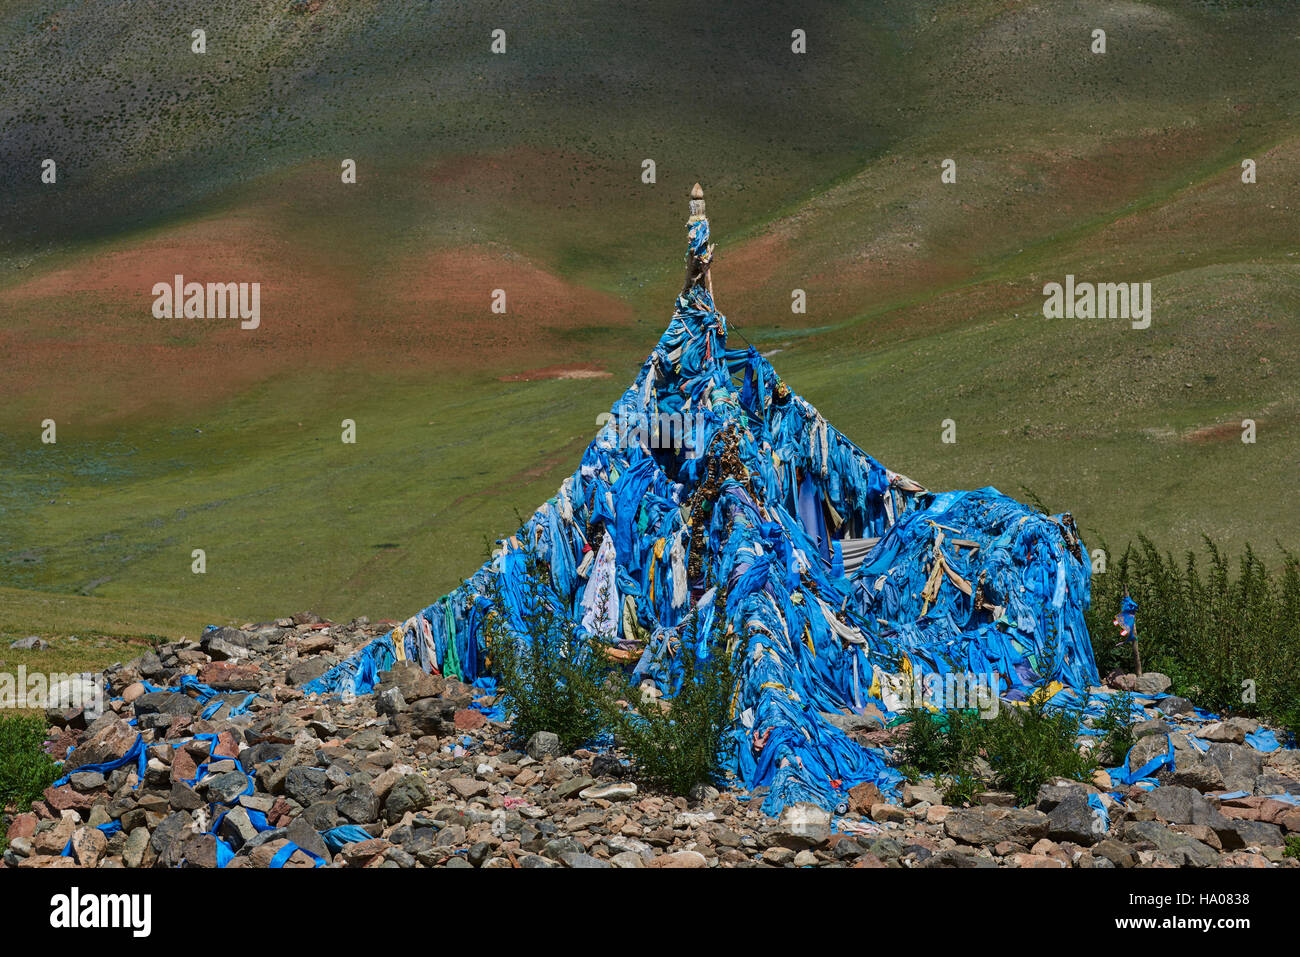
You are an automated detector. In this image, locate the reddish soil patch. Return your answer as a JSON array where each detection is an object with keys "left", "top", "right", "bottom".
[
  {"left": 0, "top": 211, "right": 364, "bottom": 418},
  {"left": 1, "top": 204, "right": 634, "bottom": 421},
  {"left": 1185, "top": 421, "right": 1253, "bottom": 444},
  {"left": 372, "top": 246, "right": 634, "bottom": 372}
]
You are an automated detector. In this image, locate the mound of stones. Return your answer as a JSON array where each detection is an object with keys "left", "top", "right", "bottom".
[{"left": 3, "top": 620, "right": 1297, "bottom": 868}]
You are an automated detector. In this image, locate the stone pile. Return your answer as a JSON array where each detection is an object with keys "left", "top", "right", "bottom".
[{"left": 3, "top": 619, "right": 1297, "bottom": 868}]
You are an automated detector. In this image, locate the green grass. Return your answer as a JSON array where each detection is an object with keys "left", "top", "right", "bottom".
[
  {"left": 0, "top": 714, "right": 60, "bottom": 828},
  {"left": 1, "top": 0, "right": 1298, "bottom": 630}
]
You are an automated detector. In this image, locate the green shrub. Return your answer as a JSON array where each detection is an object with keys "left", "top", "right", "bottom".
[
  {"left": 483, "top": 557, "right": 613, "bottom": 753},
  {"left": 608, "top": 638, "right": 738, "bottom": 796},
  {"left": 896, "top": 663, "right": 1096, "bottom": 806},
  {"left": 983, "top": 695, "right": 1097, "bottom": 805},
  {"left": 0, "top": 713, "right": 60, "bottom": 819},
  {"left": 897, "top": 708, "right": 985, "bottom": 782},
  {"left": 1088, "top": 535, "right": 1300, "bottom": 740},
  {"left": 1093, "top": 691, "right": 1136, "bottom": 767}
]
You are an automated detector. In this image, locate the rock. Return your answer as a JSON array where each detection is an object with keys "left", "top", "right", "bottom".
[
  {"left": 70, "top": 827, "right": 107, "bottom": 867},
  {"left": 63, "top": 718, "right": 139, "bottom": 774},
  {"left": 376, "top": 664, "right": 445, "bottom": 703},
  {"left": 592, "top": 755, "right": 626, "bottom": 778},
  {"left": 553, "top": 776, "right": 595, "bottom": 799},
  {"left": 1224, "top": 819, "right": 1284, "bottom": 849},
  {"left": 610, "top": 851, "right": 644, "bottom": 868},
  {"left": 200, "top": 627, "right": 267, "bottom": 661},
  {"left": 1134, "top": 672, "right": 1171, "bottom": 695},
  {"left": 1036, "top": 783, "right": 1087, "bottom": 812},
  {"left": 298, "top": 634, "right": 335, "bottom": 655},
  {"left": 870, "top": 802, "right": 906, "bottom": 824},
  {"left": 337, "top": 783, "right": 380, "bottom": 824},
  {"left": 449, "top": 778, "right": 490, "bottom": 800},
  {"left": 763, "top": 846, "right": 796, "bottom": 865},
  {"left": 688, "top": 782, "right": 719, "bottom": 803},
  {"left": 848, "top": 782, "right": 884, "bottom": 814},
  {"left": 1092, "top": 838, "right": 1138, "bottom": 868},
  {"left": 337, "top": 838, "right": 390, "bottom": 868},
  {"left": 10, "top": 636, "right": 49, "bottom": 650},
  {"left": 1046, "top": 794, "right": 1104, "bottom": 846},
  {"left": 384, "top": 774, "right": 432, "bottom": 823},
  {"left": 44, "top": 784, "right": 95, "bottom": 813},
  {"left": 170, "top": 782, "right": 205, "bottom": 811},
  {"left": 770, "top": 802, "right": 832, "bottom": 850},
  {"left": 1199, "top": 721, "right": 1246, "bottom": 745},
  {"left": 196, "top": 661, "right": 262, "bottom": 692},
  {"left": 376, "top": 688, "right": 408, "bottom": 716},
  {"left": 579, "top": 782, "right": 637, "bottom": 802},
  {"left": 133, "top": 691, "right": 197, "bottom": 718},
  {"left": 1171, "top": 757, "right": 1227, "bottom": 792},
  {"left": 123, "top": 827, "right": 151, "bottom": 868},
  {"left": 6, "top": 813, "right": 38, "bottom": 842},
  {"left": 526, "top": 731, "right": 563, "bottom": 760},
  {"left": 150, "top": 812, "right": 195, "bottom": 867},
  {"left": 648, "top": 850, "right": 708, "bottom": 868},
  {"left": 1205, "top": 744, "right": 1264, "bottom": 792},
  {"left": 1127, "top": 734, "right": 1172, "bottom": 774},
  {"left": 1012, "top": 852, "right": 1066, "bottom": 868},
  {"left": 944, "top": 807, "right": 1049, "bottom": 847},
  {"left": 923, "top": 847, "right": 998, "bottom": 868},
  {"left": 1143, "top": 786, "right": 1237, "bottom": 848},
  {"left": 285, "top": 817, "right": 332, "bottom": 863},
  {"left": 1123, "top": 820, "right": 1219, "bottom": 867},
  {"left": 1158, "top": 696, "right": 1195, "bottom": 716},
  {"left": 559, "top": 851, "right": 612, "bottom": 868},
  {"left": 285, "top": 767, "right": 331, "bottom": 806},
  {"left": 201, "top": 770, "right": 251, "bottom": 805},
  {"left": 453, "top": 709, "right": 486, "bottom": 731},
  {"left": 218, "top": 806, "right": 260, "bottom": 850},
  {"left": 69, "top": 770, "right": 106, "bottom": 792},
  {"left": 926, "top": 805, "right": 952, "bottom": 825},
  {"left": 901, "top": 782, "right": 942, "bottom": 807},
  {"left": 286, "top": 658, "right": 330, "bottom": 687}
]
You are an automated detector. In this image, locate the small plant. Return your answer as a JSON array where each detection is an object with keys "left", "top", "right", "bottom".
[
  {"left": 604, "top": 587, "right": 739, "bottom": 796},
  {"left": 1087, "top": 535, "right": 1300, "bottom": 739},
  {"left": 897, "top": 707, "right": 989, "bottom": 802},
  {"left": 1285, "top": 835, "right": 1300, "bottom": 861},
  {"left": 1094, "top": 691, "right": 1136, "bottom": 767},
  {"left": 484, "top": 555, "right": 612, "bottom": 753},
  {"left": 0, "top": 713, "right": 60, "bottom": 818},
  {"left": 983, "top": 695, "right": 1096, "bottom": 805},
  {"left": 897, "top": 644, "right": 1097, "bottom": 806},
  {"left": 609, "top": 639, "right": 738, "bottom": 796}
]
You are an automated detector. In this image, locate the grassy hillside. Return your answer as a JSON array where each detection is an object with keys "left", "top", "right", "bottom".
[{"left": 1, "top": 0, "right": 1297, "bottom": 629}]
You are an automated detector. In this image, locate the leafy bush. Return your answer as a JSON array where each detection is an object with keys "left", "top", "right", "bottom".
[
  {"left": 1093, "top": 691, "right": 1136, "bottom": 767},
  {"left": 1088, "top": 535, "right": 1300, "bottom": 740},
  {"left": 1, "top": 713, "right": 60, "bottom": 816},
  {"left": 983, "top": 695, "right": 1096, "bottom": 805},
  {"left": 608, "top": 638, "right": 738, "bottom": 796},
  {"left": 897, "top": 707, "right": 987, "bottom": 801},
  {"left": 897, "top": 669, "right": 1096, "bottom": 806},
  {"left": 483, "top": 557, "right": 613, "bottom": 753}
]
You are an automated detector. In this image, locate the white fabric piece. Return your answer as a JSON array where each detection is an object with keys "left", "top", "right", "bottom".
[
  {"left": 580, "top": 530, "right": 620, "bottom": 639},
  {"left": 670, "top": 532, "right": 688, "bottom": 609}
]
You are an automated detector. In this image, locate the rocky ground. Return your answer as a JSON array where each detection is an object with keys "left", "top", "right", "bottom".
[{"left": 4, "top": 615, "right": 1298, "bottom": 869}]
